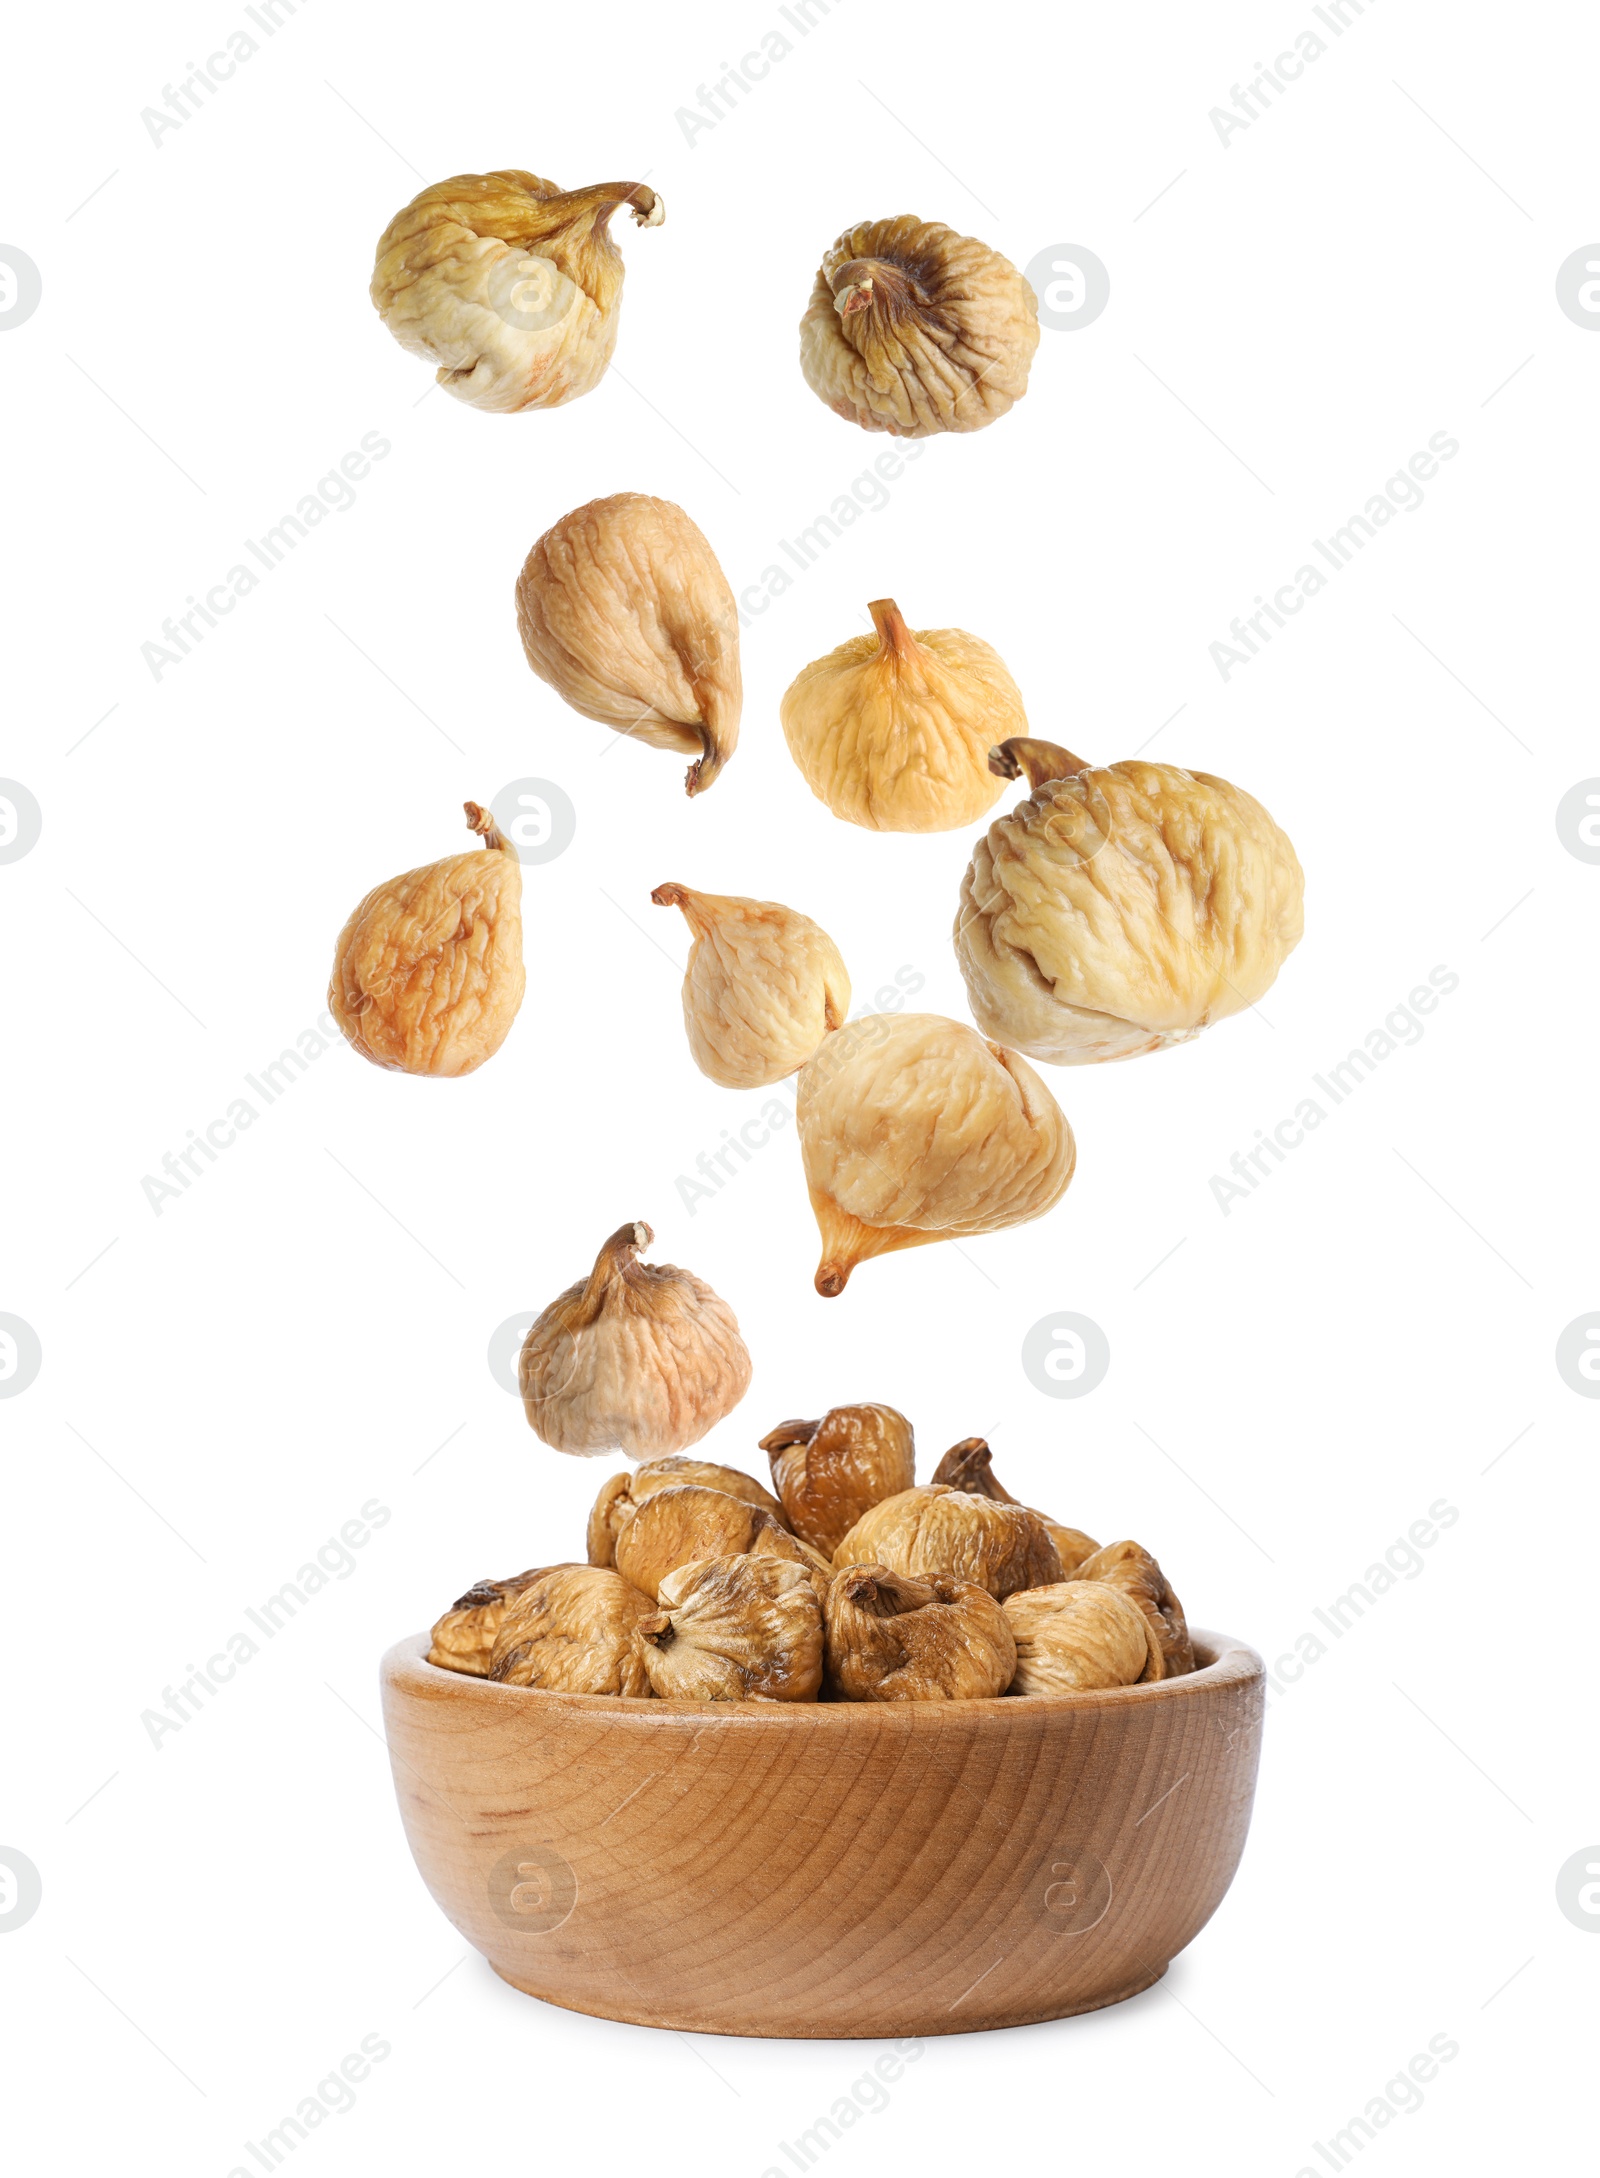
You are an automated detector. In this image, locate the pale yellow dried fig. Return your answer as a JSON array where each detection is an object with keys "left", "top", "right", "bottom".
[
  {"left": 956, "top": 738, "right": 1304, "bottom": 1065},
  {"left": 779, "top": 600, "right": 1024, "bottom": 833},
  {"left": 371, "top": 171, "right": 662, "bottom": 413},
  {"left": 519, "top": 1222, "right": 752, "bottom": 1456},
  {"left": 328, "top": 802, "right": 524, "bottom": 1077},
  {"left": 486, "top": 1564, "right": 656, "bottom": 1695},
  {"left": 930, "top": 1437, "right": 1099, "bottom": 1576},
  {"left": 633, "top": 1554, "right": 822, "bottom": 1701},
  {"left": 516, "top": 494, "right": 740, "bottom": 795},
  {"left": 1070, "top": 1540, "right": 1195, "bottom": 1679},
  {"left": 586, "top": 1456, "right": 784, "bottom": 1568},
  {"left": 613, "top": 1483, "right": 785, "bottom": 1601},
  {"left": 833, "top": 1483, "right": 1061, "bottom": 1601},
  {"left": 651, "top": 883, "right": 850, "bottom": 1087},
  {"left": 759, "top": 1404, "right": 916, "bottom": 1557},
  {"left": 797, "top": 1013, "right": 1075, "bottom": 1295},
  {"left": 824, "top": 1566, "right": 1016, "bottom": 1701},
  {"left": 799, "top": 217, "right": 1039, "bottom": 437},
  {"left": 1004, "top": 1580, "right": 1154, "bottom": 1695},
  {"left": 426, "top": 1569, "right": 542, "bottom": 1676}
]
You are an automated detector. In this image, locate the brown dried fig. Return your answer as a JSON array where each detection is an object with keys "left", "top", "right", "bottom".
[
  {"left": 486, "top": 1564, "right": 656, "bottom": 1695},
  {"left": 930, "top": 1437, "right": 1099, "bottom": 1576},
  {"left": 779, "top": 600, "right": 1024, "bottom": 833},
  {"left": 371, "top": 171, "right": 662, "bottom": 413},
  {"left": 1004, "top": 1580, "right": 1154, "bottom": 1695},
  {"left": 651, "top": 883, "right": 850, "bottom": 1087},
  {"left": 759, "top": 1404, "right": 916, "bottom": 1557},
  {"left": 328, "top": 802, "right": 524, "bottom": 1077},
  {"left": 519, "top": 1222, "right": 752, "bottom": 1457},
  {"left": 516, "top": 494, "right": 740, "bottom": 795},
  {"left": 586, "top": 1456, "right": 784, "bottom": 1569},
  {"left": 797, "top": 1013, "right": 1076, "bottom": 1295},
  {"left": 613, "top": 1483, "right": 786, "bottom": 1602},
  {"left": 1070, "top": 1540, "right": 1195, "bottom": 1678},
  {"left": 426, "top": 1569, "right": 541, "bottom": 1675},
  {"left": 633, "top": 1554, "right": 822, "bottom": 1701},
  {"left": 833, "top": 1484, "right": 1061, "bottom": 1601},
  {"left": 824, "top": 1565, "right": 1016, "bottom": 1701},
  {"left": 799, "top": 217, "right": 1039, "bottom": 437}
]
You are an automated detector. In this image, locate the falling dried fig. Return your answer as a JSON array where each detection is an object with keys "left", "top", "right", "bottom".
[
  {"left": 1070, "top": 1540, "right": 1194, "bottom": 1678},
  {"left": 833, "top": 1483, "right": 1061, "bottom": 1601},
  {"left": 1003, "top": 1580, "right": 1154, "bottom": 1695},
  {"left": 759, "top": 1404, "right": 916, "bottom": 1558},
  {"left": 519, "top": 1222, "right": 752, "bottom": 1456},
  {"left": 797, "top": 1013, "right": 1075, "bottom": 1295},
  {"left": 486, "top": 1564, "right": 656, "bottom": 1694},
  {"left": 328, "top": 802, "right": 524, "bottom": 1078},
  {"left": 371, "top": 170, "right": 662, "bottom": 413},
  {"left": 824, "top": 1565, "right": 1016, "bottom": 1701},
  {"left": 633, "top": 1554, "right": 823, "bottom": 1701},
  {"left": 586, "top": 1456, "right": 784, "bottom": 1569},
  {"left": 426, "top": 1569, "right": 542, "bottom": 1676},
  {"left": 955, "top": 739, "right": 1304, "bottom": 1065},
  {"left": 613, "top": 1483, "right": 786, "bottom": 1601},
  {"left": 779, "top": 599, "right": 1025, "bottom": 833},
  {"left": 930, "top": 1437, "right": 1099, "bottom": 1575},
  {"left": 799, "top": 216, "right": 1039, "bottom": 437},
  {"left": 651, "top": 883, "right": 850, "bottom": 1087},
  {"left": 516, "top": 494, "right": 740, "bottom": 795}
]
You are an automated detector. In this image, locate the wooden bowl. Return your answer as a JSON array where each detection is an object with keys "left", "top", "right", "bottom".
[{"left": 380, "top": 1628, "right": 1263, "bottom": 2039}]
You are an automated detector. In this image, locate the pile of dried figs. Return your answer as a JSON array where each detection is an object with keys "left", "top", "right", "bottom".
[{"left": 426, "top": 1407, "right": 1194, "bottom": 1704}]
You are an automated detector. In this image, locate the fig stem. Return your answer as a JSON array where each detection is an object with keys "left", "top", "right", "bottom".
[
  {"left": 464, "top": 801, "right": 510, "bottom": 854},
  {"left": 988, "top": 737, "right": 1091, "bottom": 790},
  {"left": 579, "top": 1222, "right": 653, "bottom": 1320},
  {"left": 543, "top": 181, "right": 663, "bottom": 231},
  {"left": 758, "top": 1418, "right": 821, "bottom": 1454},
  {"left": 815, "top": 1264, "right": 849, "bottom": 1298},
  {"left": 868, "top": 598, "right": 915, "bottom": 661}
]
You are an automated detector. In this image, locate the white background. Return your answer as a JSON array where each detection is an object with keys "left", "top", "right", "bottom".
[{"left": 2, "top": 1, "right": 1596, "bottom": 2170}]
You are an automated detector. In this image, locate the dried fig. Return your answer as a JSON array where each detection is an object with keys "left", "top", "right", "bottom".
[
  {"left": 779, "top": 599, "right": 1024, "bottom": 833},
  {"left": 824, "top": 1566, "right": 1016, "bottom": 1701},
  {"left": 587, "top": 1456, "right": 784, "bottom": 1569},
  {"left": 1070, "top": 1540, "right": 1195, "bottom": 1679},
  {"left": 426, "top": 1569, "right": 542, "bottom": 1676},
  {"left": 328, "top": 802, "right": 524, "bottom": 1077},
  {"left": 633, "top": 1554, "right": 822, "bottom": 1702},
  {"left": 759, "top": 1404, "right": 916, "bottom": 1557},
  {"left": 516, "top": 494, "right": 740, "bottom": 795},
  {"left": 371, "top": 170, "right": 662, "bottom": 413},
  {"left": 519, "top": 1221, "right": 752, "bottom": 1457},
  {"left": 486, "top": 1564, "right": 656, "bottom": 1695},
  {"left": 1003, "top": 1580, "right": 1154, "bottom": 1695},
  {"left": 613, "top": 1483, "right": 786, "bottom": 1601},
  {"left": 749, "top": 1523, "right": 836, "bottom": 1600},
  {"left": 799, "top": 216, "right": 1039, "bottom": 437},
  {"left": 797, "top": 1012, "right": 1075, "bottom": 1295},
  {"left": 955, "top": 738, "right": 1304, "bottom": 1065},
  {"left": 833, "top": 1483, "right": 1061, "bottom": 1601},
  {"left": 651, "top": 883, "right": 850, "bottom": 1087},
  {"left": 930, "top": 1437, "right": 1098, "bottom": 1575}
]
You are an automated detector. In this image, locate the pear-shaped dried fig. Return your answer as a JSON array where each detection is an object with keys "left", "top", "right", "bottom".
[
  {"left": 797, "top": 1013, "right": 1075, "bottom": 1295},
  {"left": 586, "top": 1456, "right": 784, "bottom": 1569},
  {"left": 833, "top": 1483, "right": 1061, "bottom": 1601},
  {"left": 371, "top": 170, "right": 662, "bottom": 413},
  {"left": 955, "top": 739, "right": 1304, "bottom": 1065},
  {"left": 516, "top": 494, "right": 740, "bottom": 795},
  {"left": 633, "top": 1554, "right": 822, "bottom": 1701},
  {"left": 930, "top": 1437, "right": 1099, "bottom": 1576},
  {"left": 1003, "top": 1580, "right": 1154, "bottom": 1695},
  {"left": 1071, "top": 1540, "right": 1194, "bottom": 1678},
  {"left": 486, "top": 1564, "right": 656, "bottom": 1695},
  {"left": 426, "top": 1568, "right": 542, "bottom": 1675},
  {"left": 825, "top": 1565, "right": 1016, "bottom": 1701},
  {"left": 651, "top": 883, "right": 850, "bottom": 1088},
  {"left": 328, "top": 802, "right": 524, "bottom": 1077},
  {"left": 779, "top": 600, "right": 1024, "bottom": 833},
  {"left": 759, "top": 1404, "right": 916, "bottom": 1557},
  {"left": 613, "top": 1483, "right": 786, "bottom": 1601},
  {"left": 519, "top": 1222, "right": 752, "bottom": 1456},
  {"left": 799, "top": 217, "right": 1039, "bottom": 437}
]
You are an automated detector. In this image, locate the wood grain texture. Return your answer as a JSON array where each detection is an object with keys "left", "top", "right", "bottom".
[{"left": 380, "top": 1628, "right": 1263, "bottom": 2039}]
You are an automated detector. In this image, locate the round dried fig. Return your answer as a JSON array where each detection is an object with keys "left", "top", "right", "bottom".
[
  {"left": 519, "top": 1222, "right": 752, "bottom": 1457},
  {"left": 833, "top": 1483, "right": 1061, "bottom": 1601},
  {"left": 797, "top": 1013, "right": 1076, "bottom": 1295},
  {"left": 1003, "top": 1581, "right": 1154, "bottom": 1695},
  {"left": 930, "top": 1437, "right": 1099, "bottom": 1575},
  {"left": 633, "top": 1554, "right": 822, "bottom": 1702},
  {"left": 779, "top": 599, "right": 1024, "bottom": 833},
  {"left": 759, "top": 1404, "right": 916, "bottom": 1557},
  {"left": 516, "top": 494, "right": 740, "bottom": 796},
  {"left": 824, "top": 1565, "right": 1016, "bottom": 1701},
  {"left": 1071, "top": 1540, "right": 1195, "bottom": 1679},
  {"left": 799, "top": 216, "right": 1039, "bottom": 437},
  {"left": 955, "top": 738, "right": 1304, "bottom": 1065},
  {"left": 651, "top": 883, "right": 850, "bottom": 1087},
  {"left": 487, "top": 1564, "right": 656, "bottom": 1695},
  {"left": 426, "top": 1568, "right": 542, "bottom": 1676},
  {"left": 586, "top": 1456, "right": 784, "bottom": 1569},
  {"left": 371, "top": 170, "right": 662, "bottom": 412},
  {"left": 328, "top": 802, "right": 524, "bottom": 1077},
  {"left": 613, "top": 1483, "right": 786, "bottom": 1602}
]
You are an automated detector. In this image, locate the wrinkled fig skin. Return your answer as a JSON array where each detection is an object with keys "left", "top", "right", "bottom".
[
  {"left": 799, "top": 217, "right": 1039, "bottom": 437},
  {"left": 328, "top": 803, "right": 525, "bottom": 1078},
  {"left": 797, "top": 1013, "right": 1076, "bottom": 1296},
  {"left": 1003, "top": 1581, "right": 1154, "bottom": 1696},
  {"left": 587, "top": 1457, "right": 784, "bottom": 1569},
  {"left": 613, "top": 1484, "right": 788, "bottom": 1602},
  {"left": 760, "top": 1404, "right": 916, "bottom": 1557},
  {"left": 1071, "top": 1540, "right": 1195, "bottom": 1678},
  {"left": 634, "top": 1554, "right": 823, "bottom": 1701},
  {"left": 426, "top": 1569, "right": 542, "bottom": 1676},
  {"left": 779, "top": 600, "right": 1024, "bottom": 833},
  {"left": 518, "top": 1222, "right": 752, "bottom": 1457},
  {"left": 825, "top": 1566, "right": 1016, "bottom": 1701},
  {"left": 833, "top": 1484, "right": 1062, "bottom": 1601},
  {"left": 956, "top": 747, "right": 1305, "bottom": 1065},
  {"left": 930, "top": 1438, "right": 1099, "bottom": 1576},
  {"left": 652, "top": 884, "right": 850, "bottom": 1088},
  {"left": 516, "top": 494, "right": 741, "bottom": 795},
  {"left": 371, "top": 171, "right": 663, "bottom": 413},
  {"left": 486, "top": 1564, "right": 656, "bottom": 1695}
]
